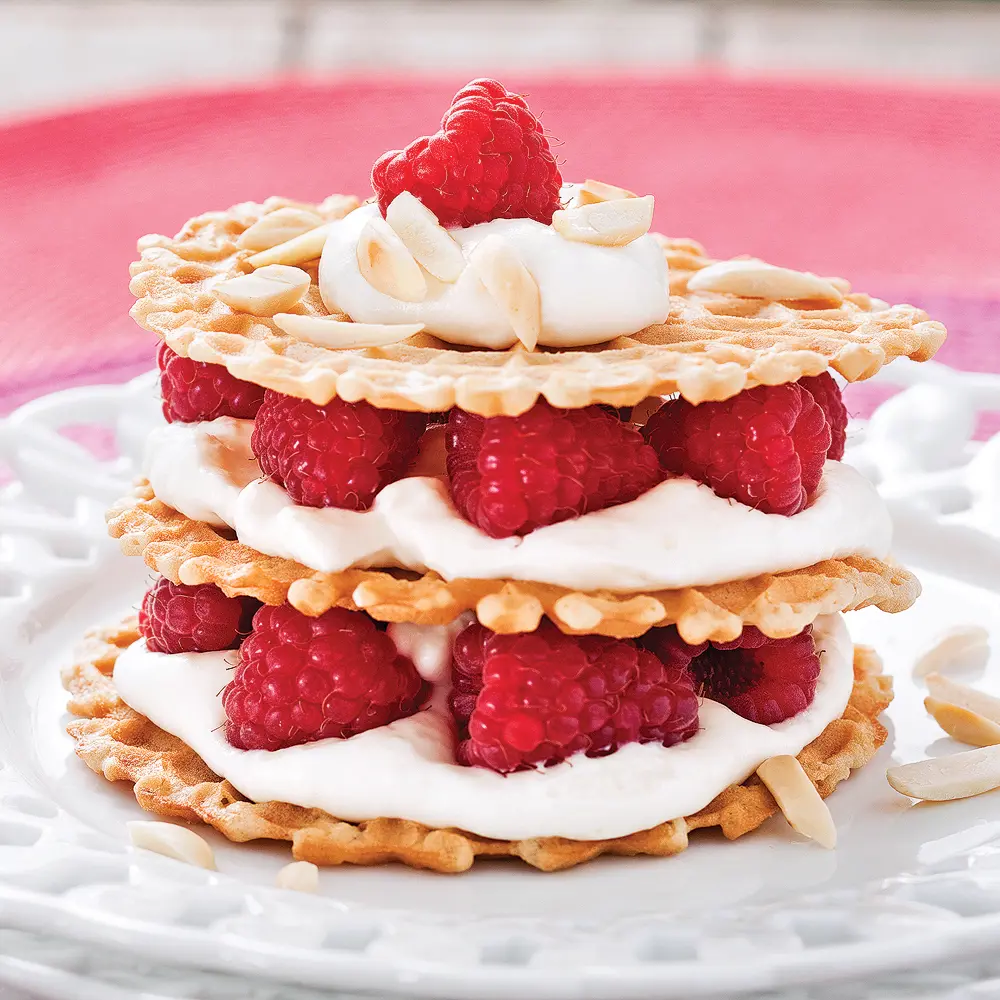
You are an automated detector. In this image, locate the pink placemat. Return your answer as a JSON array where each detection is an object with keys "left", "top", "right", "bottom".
[{"left": 2, "top": 73, "right": 999, "bottom": 414}]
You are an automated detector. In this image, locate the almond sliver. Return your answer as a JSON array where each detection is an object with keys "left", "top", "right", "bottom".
[
  {"left": 687, "top": 259, "right": 843, "bottom": 304},
  {"left": 356, "top": 216, "right": 428, "bottom": 302},
  {"left": 276, "top": 860, "right": 319, "bottom": 893},
  {"left": 215, "top": 264, "right": 311, "bottom": 316},
  {"left": 238, "top": 208, "right": 325, "bottom": 252},
  {"left": 926, "top": 674, "right": 1000, "bottom": 726},
  {"left": 552, "top": 195, "right": 654, "bottom": 248},
  {"left": 887, "top": 745, "right": 1000, "bottom": 801},
  {"left": 468, "top": 235, "right": 541, "bottom": 351},
  {"left": 127, "top": 820, "right": 216, "bottom": 869},
  {"left": 273, "top": 314, "right": 423, "bottom": 350},
  {"left": 913, "top": 625, "right": 991, "bottom": 678},
  {"left": 385, "top": 191, "right": 465, "bottom": 283},
  {"left": 247, "top": 223, "right": 334, "bottom": 269},
  {"left": 925, "top": 697, "right": 1000, "bottom": 747},
  {"left": 577, "top": 178, "right": 638, "bottom": 206},
  {"left": 756, "top": 755, "right": 836, "bottom": 849}
]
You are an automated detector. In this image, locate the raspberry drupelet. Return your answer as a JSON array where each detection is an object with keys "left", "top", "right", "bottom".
[
  {"left": 157, "top": 342, "right": 265, "bottom": 423},
  {"left": 223, "top": 605, "right": 428, "bottom": 752},
  {"left": 643, "top": 624, "right": 822, "bottom": 726},
  {"left": 139, "top": 578, "right": 259, "bottom": 654},
  {"left": 799, "top": 372, "right": 848, "bottom": 460},
  {"left": 372, "top": 78, "right": 563, "bottom": 229},
  {"left": 446, "top": 400, "right": 662, "bottom": 538},
  {"left": 643, "top": 382, "right": 831, "bottom": 516},
  {"left": 450, "top": 621, "right": 699, "bottom": 774},
  {"left": 251, "top": 390, "right": 428, "bottom": 510}
]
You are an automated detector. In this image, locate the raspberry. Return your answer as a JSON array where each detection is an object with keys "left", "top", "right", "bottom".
[
  {"left": 799, "top": 372, "right": 848, "bottom": 460},
  {"left": 687, "top": 626, "right": 820, "bottom": 726},
  {"left": 451, "top": 621, "right": 699, "bottom": 774},
  {"left": 643, "top": 383, "right": 830, "bottom": 516},
  {"left": 446, "top": 401, "right": 662, "bottom": 538},
  {"left": 371, "top": 78, "right": 563, "bottom": 229},
  {"left": 139, "top": 578, "right": 258, "bottom": 654},
  {"left": 157, "top": 342, "right": 265, "bottom": 423},
  {"left": 251, "top": 390, "right": 427, "bottom": 510},
  {"left": 223, "top": 605, "right": 427, "bottom": 751}
]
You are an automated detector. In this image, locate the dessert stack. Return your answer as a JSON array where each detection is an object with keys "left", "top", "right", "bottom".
[{"left": 63, "top": 80, "right": 944, "bottom": 872}]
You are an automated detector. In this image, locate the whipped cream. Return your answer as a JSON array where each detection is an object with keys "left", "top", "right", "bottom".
[
  {"left": 113, "top": 614, "right": 854, "bottom": 841},
  {"left": 318, "top": 203, "right": 669, "bottom": 349},
  {"left": 145, "top": 419, "right": 893, "bottom": 592}
]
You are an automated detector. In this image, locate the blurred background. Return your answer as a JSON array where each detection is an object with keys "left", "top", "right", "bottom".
[{"left": 2, "top": 0, "right": 1000, "bottom": 418}]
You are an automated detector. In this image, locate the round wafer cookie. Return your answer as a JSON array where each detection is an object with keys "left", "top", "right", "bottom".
[
  {"left": 62, "top": 621, "right": 891, "bottom": 873},
  {"left": 107, "top": 482, "right": 919, "bottom": 644},
  {"left": 129, "top": 196, "right": 945, "bottom": 417}
]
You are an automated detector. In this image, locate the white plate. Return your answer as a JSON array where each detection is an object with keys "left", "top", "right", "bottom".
[{"left": 1, "top": 362, "right": 1000, "bottom": 1000}]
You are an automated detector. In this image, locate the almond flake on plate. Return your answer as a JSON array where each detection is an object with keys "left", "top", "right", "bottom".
[
  {"left": 237, "top": 208, "right": 325, "bottom": 252},
  {"left": 756, "top": 755, "right": 836, "bottom": 849},
  {"left": 275, "top": 860, "right": 319, "bottom": 893},
  {"left": 127, "top": 820, "right": 216, "bottom": 870},
  {"left": 913, "top": 625, "right": 991, "bottom": 678},
  {"left": 925, "top": 673, "right": 1000, "bottom": 726},
  {"left": 247, "top": 223, "right": 335, "bottom": 269},
  {"left": 925, "top": 696, "right": 1000, "bottom": 748},
  {"left": 214, "top": 265, "right": 311, "bottom": 316},
  {"left": 576, "top": 178, "right": 638, "bottom": 206},
  {"left": 356, "top": 216, "right": 428, "bottom": 302},
  {"left": 273, "top": 314, "right": 424, "bottom": 350},
  {"left": 552, "top": 195, "right": 654, "bottom": 248},
  {"left": 687, "top": 259, "right": 844, "bottom": 304},
  {"left": 887, "top": 745, "right": 1000, "bottom": 801},
  {"left": 385, "top": 191, "right": 465, "bottom": 283},
  {"left": 468, "top": 235, "right": 541, "bottom": 351}
]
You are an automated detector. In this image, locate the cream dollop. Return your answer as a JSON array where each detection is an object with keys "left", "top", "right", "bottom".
[
  {"left": 318, "top": 203, "right": 669, "bottom": 349},
  {"left": 113, "top": 615, "right": 854, "bottom": 841},
  {"left": 145, "top": 419, "right": 893, "bottom": 592}
]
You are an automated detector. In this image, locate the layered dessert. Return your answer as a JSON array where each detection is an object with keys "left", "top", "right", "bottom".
[{"left": 63, "top": 79, "right": 944, "bottom": 872}]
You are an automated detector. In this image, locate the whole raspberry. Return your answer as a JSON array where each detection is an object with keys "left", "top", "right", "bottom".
[
  {"left": 686, "top": 625, "right": 821, "bottom": 726},
  {"left": 798, "top": 372, "right": 848, "bottom": 460},
  {"left": 371, "top": 78, "right": 563, "bottom": 228},
  {"left": 446, "top": 401, "right": 662, "bottom": 538},
  {"left": 157, "top": 342, "right": 265, "bottom": 423},
  {"left": 251, "top": 390, "right": 427, "bottom": 510},
  {"left": 451, "top": 621, "right": 699, "bottom": 774},
  {"left": 139, "top": 578, "right": 258, "bottom": 654},
  {"left": 643, "top": 383, "right": 830, "bottom": 516},
  {"left": 223, "top": 605, "right": 428, "bottom": 751}
]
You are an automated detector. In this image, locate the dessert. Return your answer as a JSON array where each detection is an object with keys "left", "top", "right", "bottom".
[{"left": 62, "top": 79, "right": 944, "bottom": 872}]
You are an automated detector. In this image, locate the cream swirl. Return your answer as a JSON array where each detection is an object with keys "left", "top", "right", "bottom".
[
  {"left": 318, "top": 203, "right": 669, "bottom": 349},
  {"left": 112, "top": 614, "right": 854, "bottom": 842},
  {"left": 144, "top": 419, "right": 893, "bottom": 592}
]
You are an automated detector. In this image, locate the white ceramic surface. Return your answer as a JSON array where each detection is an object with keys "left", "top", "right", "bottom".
[{"left": 1, "top": 361, "right": 1000, "bottom": 1000}]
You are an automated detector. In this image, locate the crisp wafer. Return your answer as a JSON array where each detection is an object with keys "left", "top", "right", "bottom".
[
  {"left": 107, "top": 483, "right": 919, "bottom": 643},
  {"left": 63, "top": 622, "right": 891, "bottom": 872},
  {"left": 129, "top": 197, "right": 944, "bottom": 417}
]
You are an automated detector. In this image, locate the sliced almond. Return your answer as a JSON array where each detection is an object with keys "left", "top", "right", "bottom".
[
  {"left": 237, "top": 208, "right": 325, "bottom": 252},
  {"left": 913, "top": 625, "right": 991, "bottom": 678},
  {"left": 476, "top": 587, "right": 544, "bottom": 634},
  {"left": 687, "top": 259, "right": 843, "bottom": 304},
  {"left": 214, "top": 264, "right": 311, "bottom": 316},
  {"left": 275, "top": 860, "right": 319, "bottom": 893},
  {"left": 127, "top": 821, "right": 216, "bottom": 870},
  {"left": 317, "top": 193, "right": 361, "bottom": 219},
  {"left": 247, "top": 223, "right": 334, "bottom": 269},
  {"left": 887, "top": 745, "right": 1000, "bottom": 801},
  {"left": 385, "top": 191, "right": 465, "bottom": 283},
  {"left": 756, "top": 755, "right": 836, "bottom": 849},
  {"left": 273, "top": 314, "right": 423, "bottom": 350},
  {"left": 356, "top": 217, "right": 427, "bottom": 302},
  {"left": 552, "top": 195, "right": 654, "bottom": 248},
  {"left": 576, "top": 178, "right": 638, "bottom": 206},
  {"left": 926, "top": 674, "right": 1000, "bottom": 726},
  {"left": 925, "top": 697, "right": 1000, "bottom": 748},
  {"left": 468, "top": 235, "right": 541, "bottom": 351}
]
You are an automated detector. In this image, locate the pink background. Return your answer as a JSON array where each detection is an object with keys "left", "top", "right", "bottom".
[{"left": 2, "top": 74, "right": 998, "bottom": 413}]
